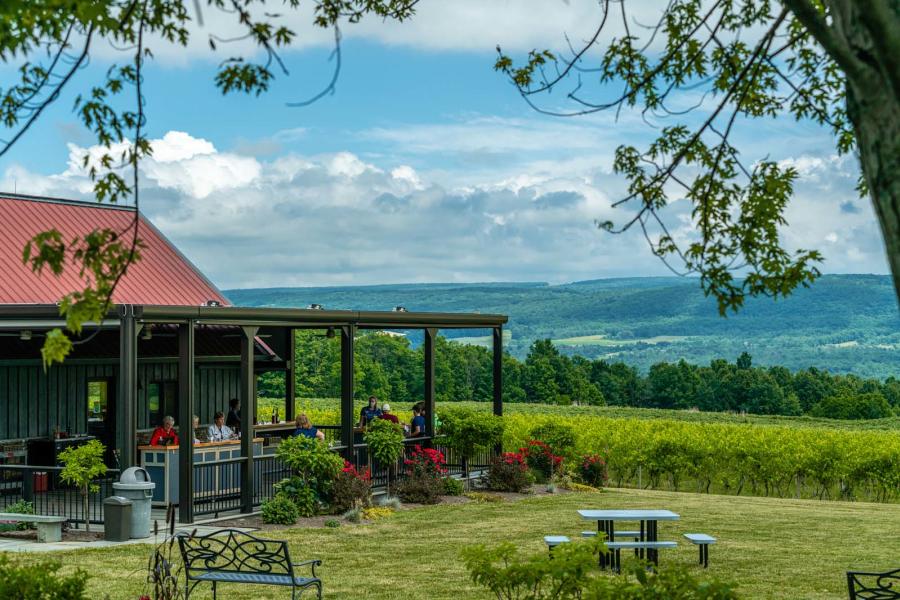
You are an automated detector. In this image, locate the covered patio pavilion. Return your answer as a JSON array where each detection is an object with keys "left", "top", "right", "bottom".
[{"left": 0, "top": 302, "right": 507, "bottom": 524}]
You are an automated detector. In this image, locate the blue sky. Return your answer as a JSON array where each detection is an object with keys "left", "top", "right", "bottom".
[{"left": 0, "top": 1, "right": 888, "bottom": 289}]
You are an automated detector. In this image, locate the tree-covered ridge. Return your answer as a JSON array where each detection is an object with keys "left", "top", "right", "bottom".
[
  {"left": 230, "top": 274, "right": 900, "bottom": 378},
  {"left": 258, "top": 329, "right": 900, "bottom": 421}
]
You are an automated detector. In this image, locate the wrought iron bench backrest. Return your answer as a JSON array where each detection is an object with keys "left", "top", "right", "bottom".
[
  {"left": 178, "top": 529, "right": 293, "bottom": 577},
  {"left": 848, "top": 569, "right": 900, "bottom": 599}
]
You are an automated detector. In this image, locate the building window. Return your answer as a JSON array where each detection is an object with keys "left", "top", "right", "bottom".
[
  {"left": 147, "top": 381, "right": 178, "bottom": 427},
  {"left": 87, "top": 380, "right": 109, "bottom": 425}
]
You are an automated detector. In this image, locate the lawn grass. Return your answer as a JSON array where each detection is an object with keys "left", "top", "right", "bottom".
[{"left": 12, "top": 487, "right": 900, "bottom": 599}]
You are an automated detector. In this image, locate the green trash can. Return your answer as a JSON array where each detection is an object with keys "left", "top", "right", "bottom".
[{"left": 103, "top": 496, "right": 132, "bottom": 542}]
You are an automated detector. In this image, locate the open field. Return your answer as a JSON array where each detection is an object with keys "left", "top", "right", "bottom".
[
  {"left": 448, "top": 329, "right": 513, "bottom": 347},
  {"left": 261, "top": 398, "right": 900, "bottom": 432},
  {"left": 552, "top": 334, "right": 690, "bottom": 347},
  {"left": 12, "top": 488, "right": 900, "bottom": 599},
  {"left": 261, "top": 399, "right": 900, "bottom": 503}
]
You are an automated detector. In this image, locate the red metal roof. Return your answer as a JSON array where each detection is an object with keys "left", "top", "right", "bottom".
[{"left": 0, "top": 194, "right": 229, "bottom": 306}]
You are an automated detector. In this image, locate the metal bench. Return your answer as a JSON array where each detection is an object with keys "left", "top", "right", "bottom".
[
  {"left": 0, "top": 512, "right": 66, "bottom": 543},
  {"left": 581, "top": 530, "right": 640, "bottom": 540},
  {"left": 604, "top": 540, "right": 677, "bottom": 572},
  {"left": 683, "top": 533, "right": 717, "bottom": 568},
  {"left": 177, "top": 529, "right": 322, "bottom": 599},
  {"left": 847, "top": 568, "right": 900, "bottom": 599}
]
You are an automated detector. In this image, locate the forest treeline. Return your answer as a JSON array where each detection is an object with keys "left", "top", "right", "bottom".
[{"left": 258, "top": 331, "right": 900, "bottom": 420}]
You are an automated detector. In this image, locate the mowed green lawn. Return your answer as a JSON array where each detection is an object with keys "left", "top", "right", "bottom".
[{"left": 14, "top": 488, "right": 900, "bottom": 599}]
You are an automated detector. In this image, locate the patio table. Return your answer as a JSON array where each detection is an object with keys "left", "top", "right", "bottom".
[{"left": 578, "top": 509, "right": 680, "bottom": 568}]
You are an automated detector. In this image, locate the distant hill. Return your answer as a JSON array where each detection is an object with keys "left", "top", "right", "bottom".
[{"left": 225, "top": 274, "right": 900, "bottom": 379}]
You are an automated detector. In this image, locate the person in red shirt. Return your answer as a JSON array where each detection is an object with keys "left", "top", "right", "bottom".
[
  {"left": 150, "top": 416, "right": 179, "bottom": 446},
  {"left": 379, "top": 403, "right": 400, "bottom": 424}
]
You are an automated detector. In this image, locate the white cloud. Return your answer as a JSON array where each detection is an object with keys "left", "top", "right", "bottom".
[
  {"left": 95, "top": 0, "right": 659, "bottom": 65},
  {"left": 2, "top": 132, "right": 889, "bottom": 290}
]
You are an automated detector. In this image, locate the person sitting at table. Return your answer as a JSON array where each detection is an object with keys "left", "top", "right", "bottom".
[
  {"left": 358, "top": 396, "right": 382, "bottom": 427},
  {"left": 292, "top": 413, "right": 325, "bottom": 441},
  {"left": 150, "top": 416, "right": 179, "bottom": 446},
  {"left": 192, "top": 415, "right": 204, "bottom": 444},
  {"left": 379, "top": 403, "right": 399, "bottom": 424},
  {"left": 409, "top": 404, "right": 426, "bottom": 438},
  {"left": 226, "top": 398, "right": 241, "bottom": 432},
  {"left": 207, "top": 411, "right": 236, "bottom": 442}
]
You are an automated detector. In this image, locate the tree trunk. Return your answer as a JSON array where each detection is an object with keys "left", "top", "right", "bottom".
[
  {"left": 83, "top": 489, "right": 90, "bottom": 533},
  {"left": 832, "top": 1, "right": 900, "bottom": 302},
  {"left": 848, "top": 80, "right": 900, "bottom": 301}
]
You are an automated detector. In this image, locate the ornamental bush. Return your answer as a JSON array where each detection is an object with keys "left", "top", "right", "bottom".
[
  {"left": 273, "top": 478, "right": 319, "bottom": 517},
  {"left": 394, "top": 474, "right": 445, "bottom": 504},
  {"left": 521, "top": 439, "right": 563, "bottom": 482},
  {"left": 260, "top": 494, "right": 300, "bottom": 525},
  {"left": 276, "top": 434, "right": 344, "bottom": 511},
  {"left": 0, "top": 500, "right": 34, "bottom": 531},
  {"left": 0, "top": 555, "right": 89, "bottom": 599},
  {"left": 579, "top": 454, "right": 609, "bottom": 488},
  {"left": 443, "top": 476, "right": 464, "bottom": 496},
  {"left": 486, "top": 452, "right": 533, "bottom": 493},
  {"left": 394, "top": 445, "right": 447, "bottom": 504},
  {"left": 404, "top": 445, "right": 448, "bottom": 478},
  {"left": 529, "top": 421, "right": 577, "bottom": 460},
  {"left": 364, "top": 418, "right": 405, "bottom": 466},
  {"left": 331, "top": 460, "right": 373, "bottom": 513},
  {"left": 461, "top": 538, "right": 738, "bottom": 599}
]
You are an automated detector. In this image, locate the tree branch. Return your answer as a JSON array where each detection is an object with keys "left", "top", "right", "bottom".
[{"left": 781, "top": 0, "right": 864, "bottom": 80}]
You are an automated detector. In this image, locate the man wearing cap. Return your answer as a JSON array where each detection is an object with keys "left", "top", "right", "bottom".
[{"left": 379, "top": 403, "right": 399, "bottom": 424}]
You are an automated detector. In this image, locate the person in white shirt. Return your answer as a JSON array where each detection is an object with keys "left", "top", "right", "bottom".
[{"left": 207, "top": 411, "right": 236, "bottom": 442}]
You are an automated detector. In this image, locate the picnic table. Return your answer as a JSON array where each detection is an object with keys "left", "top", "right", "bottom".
[{"left": 578, "top": 509, "right": 680, "bottom": 567}]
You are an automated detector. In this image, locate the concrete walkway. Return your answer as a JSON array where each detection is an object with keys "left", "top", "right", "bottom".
[{"left": 0, "top": 523, "right": 256, "bottom": 553}]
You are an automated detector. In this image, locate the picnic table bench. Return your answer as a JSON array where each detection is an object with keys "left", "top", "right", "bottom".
[
  {"left": 578, "top": 509, "right": 680, "bottom": 568},
  {"left": 604, "top": 541, "right": 677, "bottom": 572},
  {"left": 0, "top": 512, "right": 66, "bottom": 543},
  {"left": 177, "top": 529, "right": 322, "bottom": 599},
  {"left": 683, "top": 533, "right": 716, "bottom": 568}
]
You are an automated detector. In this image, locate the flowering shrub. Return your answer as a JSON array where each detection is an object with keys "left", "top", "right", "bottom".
[
  {"left": 579, "top": 454, "right": 609, "bottom": 488},
  {"left": 486, "top": 452, "right": 533, "bottom": 493},
  {"left": 331, "top": 460, "right": 373, "bottom": 513},
  {"left": 361, "top": 506, "right": 395, "bottom": 520},
  {"left": 395, "top": 445, "right": 446, "bottom": 504},
  {"left": 404, "top": 445, "right": 448, "bottom": 477},
  {"left": 521, "top": 439, "right": 563, "bottom": 482}
]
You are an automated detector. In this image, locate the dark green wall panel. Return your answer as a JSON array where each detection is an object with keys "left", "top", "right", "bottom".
[{"left": 0, "top": 362, "right": 241, "bottom": 441}]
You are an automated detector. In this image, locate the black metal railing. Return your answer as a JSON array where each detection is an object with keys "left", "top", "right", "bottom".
[
  {"left": 0, "top": 439, "right": 498, "bottom": 525},
  {"left": 191, "top": 458, "right": 244, "bottom": 517},
  {"left": 0, "top": 465, "right": 119, "bottom": 525},
  {"left": 253, "top": 454, "right": 291, "bottom": 506},
  {"left": 334, "top": 438, "right": 497, "bottom": 491}
]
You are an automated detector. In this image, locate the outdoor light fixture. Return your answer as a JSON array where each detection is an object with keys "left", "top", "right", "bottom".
[
  {"left": 307, "top": 303, "right": 324, "bottom": 310},
  {"left": 393, "top": 306, "right": 408, "bottom": 312},
  {"left": 141, "top": 326, "right": 153, "bottom": 341},
  {"left": 326, "top": 327, "right": 336, "bottom": 339},
  {"left": 204, "top": 300, "right": 222, "bottom": 307},
  {"left": 19, "top": 330, "right": 31, "bottom": 341}
]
